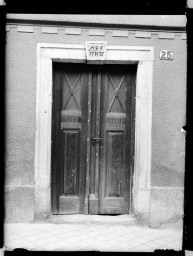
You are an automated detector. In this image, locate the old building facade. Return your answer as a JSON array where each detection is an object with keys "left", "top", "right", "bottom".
[{"left": 5, "top": 15, "right": 186, "bottom": 227}]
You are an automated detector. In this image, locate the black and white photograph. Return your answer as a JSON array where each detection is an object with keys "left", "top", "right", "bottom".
[{"left": 2, "top": 7, "right": 191, "bottom": 254}]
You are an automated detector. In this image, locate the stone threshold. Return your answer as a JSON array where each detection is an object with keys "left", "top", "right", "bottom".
[{"left": 44, "top": 214, "right": 137, "bottom": 226}]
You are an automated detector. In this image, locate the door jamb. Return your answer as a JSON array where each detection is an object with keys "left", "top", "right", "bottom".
[{"left": 35, "top": 43, "right": 154, "bottom": 219}]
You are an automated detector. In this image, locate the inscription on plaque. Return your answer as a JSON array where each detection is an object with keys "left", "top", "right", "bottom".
[
  {"left": 85, "top": 41, "right": 107, "bottom": 63},
  {"left": 88, "top": 45, "right": 104, "bottom": 57}
]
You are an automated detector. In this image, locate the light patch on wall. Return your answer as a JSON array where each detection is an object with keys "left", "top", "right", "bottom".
[
  {"left": 17, "top": 25, "right": 34, "bottom": 33},
  {"left": 42, "top": 27, "right": 58, "bottom": 34},
  {"left": 89, "top": 29, "right": 105, "bottom": 36},
  {"left": 159, "top": 32, "right": 174, "bottom": 39},
  {"left": 65, "top": 28, "right": 81, "bottom": 35},
  {"left": 112, "top": 30, "right": 128, "bottom": 37},
  {"left": 135, "top": 31, "right": 151, "bottom": 38}
]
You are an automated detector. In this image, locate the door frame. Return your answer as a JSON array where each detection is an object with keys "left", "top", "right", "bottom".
[{"left": 35, "top": 43, "right": 154, "bottom": 219}]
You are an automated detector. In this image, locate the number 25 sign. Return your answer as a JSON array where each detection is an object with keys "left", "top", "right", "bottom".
[{"left": 160, "top": 50, "right": 173, "bottom": 60}]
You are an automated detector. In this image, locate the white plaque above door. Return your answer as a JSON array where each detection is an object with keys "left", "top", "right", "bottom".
[{"left": 85, "top": 41, "right": 107, "bottom": 64}]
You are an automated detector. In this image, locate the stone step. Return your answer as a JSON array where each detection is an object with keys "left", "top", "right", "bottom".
[{"left": 47, "top": 214, "right": 137, "bottom": 226}]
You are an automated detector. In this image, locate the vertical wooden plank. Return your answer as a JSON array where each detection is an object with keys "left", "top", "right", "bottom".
[
  {"left": 90, "top": 72, "right": 97, "bottom": 195},
  {"left": 85, "top": 71, "right": 92, "bottom": 214},
  {"left": 79, "top": 67, "right": 88, "bottom": 213},
  {"left": 99, "top": 71, "right": 108, "bottom": 214},
  {"left": 124, "top": 72, "right": 132, "bottom": 209},
  {"left": 94, "top": 71, "right": 101, "bottom": 197}
]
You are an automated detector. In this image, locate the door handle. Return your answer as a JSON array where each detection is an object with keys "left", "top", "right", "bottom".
[{"left": 92, "top": 137, "right": 102, "bottom": 145}]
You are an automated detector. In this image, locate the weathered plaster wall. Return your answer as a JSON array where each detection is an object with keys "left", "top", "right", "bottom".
[
  {"left": 5, "top": 21, "right": 186, "bottom": 223},
  {"left": 149, "top": 188, "right": 184, "bottom": 227},
  {"left": 5, "top": 187, "right": 34, "bottom": 222},
  {"left": 151, "top": 38, "right": 186, "bottom": 187}
]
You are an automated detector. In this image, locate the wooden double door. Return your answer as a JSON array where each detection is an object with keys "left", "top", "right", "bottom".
[{"left": 51, "top": 63, "right": 136, "bottom": 215}]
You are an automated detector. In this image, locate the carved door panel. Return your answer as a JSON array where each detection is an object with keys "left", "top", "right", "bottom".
[
  {"left": 51, "top": 63, "right": 136, "bottom": 215},
  {"left": 51, "top": 63, "right": 89, "bottom": 214},
  {"left": 98, "top": 65, "right": 136, "bottom": 214},
  {"left": 89, "top": 65, "right": 136, "bottom": 214}
]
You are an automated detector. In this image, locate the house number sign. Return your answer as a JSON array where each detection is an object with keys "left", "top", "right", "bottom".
[
  {"left": 160, "top": 50, "right": 173, "bottom": 60},
  {"left": 85, "top": 41, "right": 107, "bottom": 63}
]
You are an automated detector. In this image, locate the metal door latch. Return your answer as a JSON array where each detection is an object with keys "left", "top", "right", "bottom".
[{"left": 92, "top": 137, "right": 102, "bottom": 145}]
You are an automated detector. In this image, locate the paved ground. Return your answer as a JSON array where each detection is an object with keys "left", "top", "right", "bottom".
[{"left": 4, "top": 222, "right": 183, "bottom": 252}]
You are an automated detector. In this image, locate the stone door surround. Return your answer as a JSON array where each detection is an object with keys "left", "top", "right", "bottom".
[{"left": 35, "top": 43, "right": 154, "bottom": 219}]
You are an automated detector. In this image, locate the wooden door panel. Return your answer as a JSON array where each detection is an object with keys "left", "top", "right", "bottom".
[
  {"left": 62, "top": 130, "right": 80, "bottom": 195},
  {"left": 52, "top": 64, "right": 88, "bottom": 214},
  {"left": 99, "top": 65, "right": 136, "bottom": 214},
  {"left": 106, "top": 132, "right": 124, "bottom": 197},
  {"left": 102, "top": 198, "right": 125, "bottom": 214},
  {"left": 59, "top": 68, "right": 83, "bottom": 213},
  {"left": 59, "top": 196, "right": 79, "bottom": 214}
]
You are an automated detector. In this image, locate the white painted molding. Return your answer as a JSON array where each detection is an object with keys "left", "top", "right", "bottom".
[
  {"left": 159, "top": 32, "right": 175, "bottom": 39},
  {"left": 35, "top": 43, "right": 154, "bottom": 216},
  {"left": 42, "top": 27, "right": 58, "bottom": 34},
  {"left": 6, "top": 24, "right": 186, "bottom": 40},
  {"left": 133, "top": 188, "right": 151, "bottom": 213},
  {"left": 135, "top": 31, "right": 151, "bottom": 38},
  {"left": 65, "top": 28, "right": 81, "bottom": 35},
  {"left": 17, "top": 25, "right": 34, "bottom": 33},
  {"left": 89, "top": 29, "right": 105, "bottom": 36},
  {"left": 112, "top": 30, "right": 128, "bottom": 37}
]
